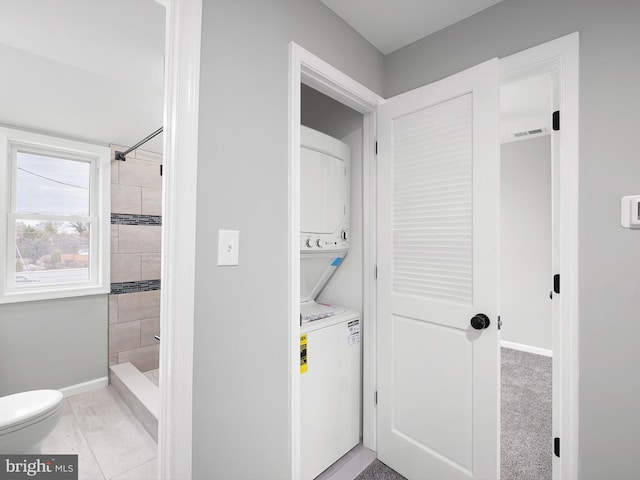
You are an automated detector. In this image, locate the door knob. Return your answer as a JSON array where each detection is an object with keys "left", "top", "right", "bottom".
[{"left": 470, "top": 313, "right": 490, "bottom": 330}]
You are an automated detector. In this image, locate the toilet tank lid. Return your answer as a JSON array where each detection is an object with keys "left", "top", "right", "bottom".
[{"left": 0, "top": 389, "right": 63, "bottom": 429}]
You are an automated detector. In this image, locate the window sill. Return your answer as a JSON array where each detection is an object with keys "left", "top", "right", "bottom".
[{"left": 0, "top": 285, "right": 111, "bottom": 304}]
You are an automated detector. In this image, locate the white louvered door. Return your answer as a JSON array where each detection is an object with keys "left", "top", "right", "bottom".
[{"left": 377, "top": 59, "right": 499, "bottom": 480}]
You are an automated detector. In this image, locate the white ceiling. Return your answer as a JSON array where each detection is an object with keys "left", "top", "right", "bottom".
[
  {"left": 319, "top": 0, "right": 550, "bottom": 142},
  {"left": 320, "top": 0, "right": 505, "bottom": 54},
  {"left": 0, "top": 0, "right": 165, "bottom": 151},
  {"left": 0, "top": 0, "right": 542, "bottom": 151}
]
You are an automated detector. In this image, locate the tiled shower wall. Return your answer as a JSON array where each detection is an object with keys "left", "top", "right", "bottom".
[{"left": 109, "top": 145, "right": 162, "bottom": 372}]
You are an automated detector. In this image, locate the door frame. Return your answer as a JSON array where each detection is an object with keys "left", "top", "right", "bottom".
[
  {"left": 500, "top": 32, "right": 580, "bottom": 480},
  {"left": 287, "top": 33, "right": 578, "bottom": 479},
  {"left": 158, "top": 0, "right": 203, "bottom": 478},
  {"left": 288, "top": 43, "right": 385, "bottom": 478}
]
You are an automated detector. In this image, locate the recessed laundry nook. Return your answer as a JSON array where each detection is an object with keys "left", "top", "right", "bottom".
[{"left": 299, "top": 84, "right": 367, "bottom": 479}]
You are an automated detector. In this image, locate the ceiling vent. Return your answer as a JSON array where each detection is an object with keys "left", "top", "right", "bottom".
[{"left": 513, "top": 127, "right": 547, "bottom": 138}]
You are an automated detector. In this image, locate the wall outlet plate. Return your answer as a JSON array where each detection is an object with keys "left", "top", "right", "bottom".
[{"left": 217, "top": 230, "right": 239, "bottom": 265}]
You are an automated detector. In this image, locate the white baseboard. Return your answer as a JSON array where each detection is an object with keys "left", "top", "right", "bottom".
[
  {"left": 58, "top": 376, "right": 108, "bottom": 398},
  {"left": 501, "top": 340, "right": 553, "bottom": 357}
]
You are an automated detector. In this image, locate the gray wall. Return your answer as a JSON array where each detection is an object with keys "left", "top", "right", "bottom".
[
  {"left": 193, "top": 1, "right": 384, "bottom": 478},
  {"left": 0, "top": 295, "right": 108, "bottom": 396},
  {"left": 500, "top": 136, "right": 552, "bottom": 351},
  {"left": 301, "top": 84, "right": 363, "bottom": 140},
  {"left": 386, "top": 0, "right": 640, "bottom": 477}
]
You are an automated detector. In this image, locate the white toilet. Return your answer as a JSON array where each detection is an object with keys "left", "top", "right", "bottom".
[{"left": 0, "top": 390, "right": 64, "bottom": 453}]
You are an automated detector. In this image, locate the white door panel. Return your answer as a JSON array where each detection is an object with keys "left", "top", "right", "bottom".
[
  {"left": 377, "top": 59, "right": 499, "bottom": 479},
  {"left": 392, "top": 315, "right": 473, "bottom": 466}
]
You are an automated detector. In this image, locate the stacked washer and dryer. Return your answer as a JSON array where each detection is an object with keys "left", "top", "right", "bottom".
[{"left": 299, "top": 126, "right": 361, "bottom": 480}]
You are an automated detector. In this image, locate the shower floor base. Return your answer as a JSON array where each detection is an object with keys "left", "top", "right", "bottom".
[
  {"left": 144, "top": 368, "right": 160, "bottom": 386},
  {"left": 109, "top": 362, "right": 159, "bottom": 442}
]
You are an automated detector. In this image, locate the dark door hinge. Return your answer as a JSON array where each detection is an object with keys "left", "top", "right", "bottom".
[
  {"left": 553, "top": 111, "right": 560, "bottom": 131},
  {"left": 160, "top": 164, "right": 163, "bottom": 176},
  {"left": 375, "top": 141, "right": 378, "bottom": 155},
  {"left": 554, "top": 437, "right": 560, "bottom": 457},
  {"left": 497, "top": 316, "right": 502, "bottom": 330},
  {"left": 374, "top": 390, "right": 378, "bottom": 405},
  {"left": 374, "top": 265, "right": 378, "bottom": 279},
  {"left": 554, "top": 274, "right": 560, "bottom": 294}
]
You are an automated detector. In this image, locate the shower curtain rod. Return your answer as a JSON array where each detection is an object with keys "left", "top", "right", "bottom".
[{"left": 114, "top": 126, "right": 163, "bottom": 161}]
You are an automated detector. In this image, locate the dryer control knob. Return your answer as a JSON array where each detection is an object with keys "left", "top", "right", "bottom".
[
  {"left": 316, "top": 239, "right": 323, "bottom": 248},
  {"left": 305, "top": 238, "right": 313, "bottom": 248}
]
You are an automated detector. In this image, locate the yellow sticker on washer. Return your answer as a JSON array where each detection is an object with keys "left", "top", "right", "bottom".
[{"left": 300, "top": 334, "right": 308, "bottom": 374}]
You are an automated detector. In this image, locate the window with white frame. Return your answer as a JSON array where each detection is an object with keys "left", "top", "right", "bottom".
[{"left": 0, "top": 127, "right": 110, "bottom": 303}]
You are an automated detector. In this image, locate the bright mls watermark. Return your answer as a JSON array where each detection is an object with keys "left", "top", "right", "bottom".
[{"left": 0, "top": 455, "right": 77, "bottom": 480}]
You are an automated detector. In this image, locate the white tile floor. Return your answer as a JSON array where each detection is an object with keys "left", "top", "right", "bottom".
[{"left": 40, "top": 386, "right": 157, "bottom": 480}]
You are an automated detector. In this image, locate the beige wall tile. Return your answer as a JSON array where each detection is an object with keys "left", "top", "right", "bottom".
[
  {"left": 134, "top": 149, "right": 162, "bottom": 163},
  {"left": 109, "top": 295, "right": 118, "bottom": 325},
  {"left": 109, "top": 353, "right": 118, "bottom": 366},
  {"left": 118, "top": 225, "right": 161, "bottom": 254},
  {"left": 111, "top": 184, "right": 141, "bottom": 215},
  {"left": 111, "top": 225, "right": 119, "bottom": 254},
  {"left": 111, "top": 254, "right": 141, "bottom": 282},
  {"left": 111, "top": 158, "right": 119, "bottom": 184},
  {"left": 119, "top": 159, "right": 162, "bottom": 190},
  {"left": 141, "top": 317, "right": 160, "bottom": 347},
  {"left": 141, "top": 188, "right": 162, "bottom": 216},
  {"left": 118, "top": 344, "right": 159, "bottom": 372},
  {"left": 117, "top": 225, "right": 140, "bottom": 253},
  {"left": 141, "top": 253, "right": 161, "bottom": 280},
  {"left": 117, "top": 290, "right": 161, "bottom": 323},
  {"left": 109, "top": 321, "right": 140, "bottom": 354},
  {"left": 139, "top": 226, "right": 161, "bottom": 253}
]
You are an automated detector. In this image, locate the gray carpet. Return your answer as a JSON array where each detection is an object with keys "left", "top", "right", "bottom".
[
  {"left": 355, "top": 460, "right": 406, "bottom": 480},
  {"left": 501, "top": 347, "right": 552, "bottom": 480}
]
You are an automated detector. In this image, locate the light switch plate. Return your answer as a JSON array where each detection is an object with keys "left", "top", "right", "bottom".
[
  {"left": 621, "top": 196, "right": 640, "bottom": 228},
  {"left": 217, "top": 230, "right": 239, "bottom": 266}
]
